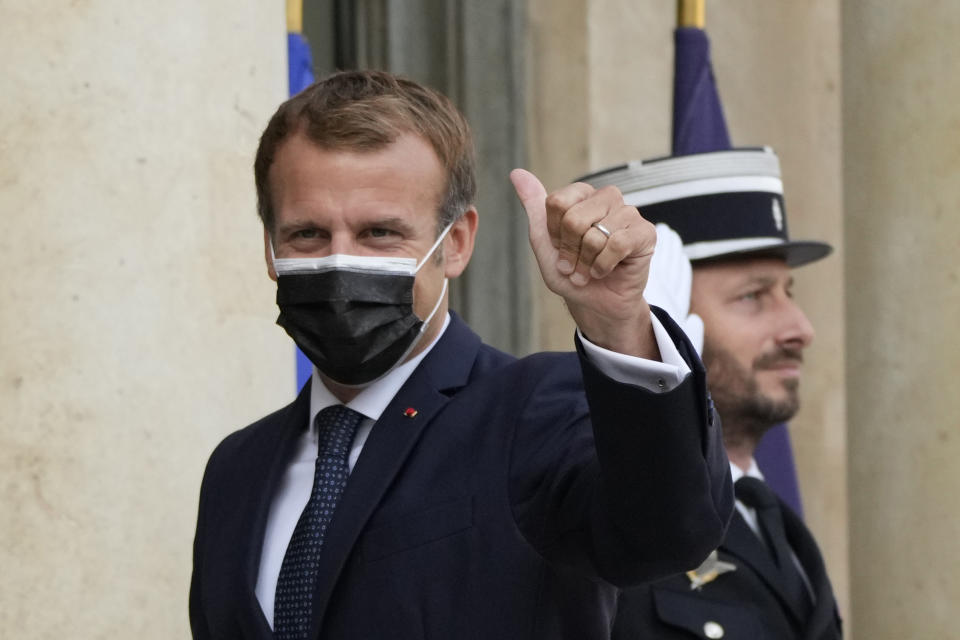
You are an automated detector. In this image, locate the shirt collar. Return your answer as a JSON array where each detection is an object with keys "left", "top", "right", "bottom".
[
  {"left": 308, "top": 312, "right": 451, "bottom": 427},
  {"left": 729, "top": 458, "right": 765, "bottom": 484}
]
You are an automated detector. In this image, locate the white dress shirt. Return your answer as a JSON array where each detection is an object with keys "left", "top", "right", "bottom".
[
  {"left": 255, "top": 311, "right": 691, "bottom": 627},
  {"left": 729, "top": 459, "right": 766, "bottom": 538}
]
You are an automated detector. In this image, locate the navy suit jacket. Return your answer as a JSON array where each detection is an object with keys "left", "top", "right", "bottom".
[
  {"left": 190, "top": 309, "right": 733, "bottom": 639},
  {"left": 612, "top": 496, "right": 842, "bottom": 640}
]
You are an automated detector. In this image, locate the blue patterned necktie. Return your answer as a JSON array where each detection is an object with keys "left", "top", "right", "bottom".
[{"left": 274, "top": 405, "right": 364, "bottom": 639}]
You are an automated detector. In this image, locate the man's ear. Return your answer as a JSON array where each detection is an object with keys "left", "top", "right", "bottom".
[
  {"left": 264, "top": 228, "right": 278, "bottom": 281},
  {"left": 442, "top": 208, "right": 478, "bottom": 279}
]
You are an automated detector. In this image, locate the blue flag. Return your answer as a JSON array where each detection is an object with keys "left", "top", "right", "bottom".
[
  {"left": 672, "top": 24, "right": 803, "bottom": 516},
  {"left": 288, "top": 32, "right": 315, "bottom": 96},
  {"left": 287, "top": 31, "right": 316, "bottom": 389}
]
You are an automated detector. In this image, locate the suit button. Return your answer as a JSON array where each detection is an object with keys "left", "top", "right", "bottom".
[{"left": 703, "top": 621, "right": 724, "bottom": 638}]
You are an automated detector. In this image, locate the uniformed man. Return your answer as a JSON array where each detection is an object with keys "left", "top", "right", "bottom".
[{"left": 579, "top": 147, "right": 843, "bottom": 640}]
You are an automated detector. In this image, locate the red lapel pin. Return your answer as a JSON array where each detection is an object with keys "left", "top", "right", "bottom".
[{"left": 403, "top": 407, "right": 418, "bottom": 418}]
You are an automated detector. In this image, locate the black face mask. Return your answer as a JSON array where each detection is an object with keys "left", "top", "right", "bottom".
[{"left": 271, "top": 229, "right": 450, "bottom": 387}]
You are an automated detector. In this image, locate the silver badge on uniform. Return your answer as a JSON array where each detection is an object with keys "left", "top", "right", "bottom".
[{"left": 686, "top": 550, "right": 737, "bottom": 590}]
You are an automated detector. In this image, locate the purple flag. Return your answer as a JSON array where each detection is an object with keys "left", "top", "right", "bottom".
[
  {"left": 754, "top": 424, "right": 803, "bottom": 516},
  {"left": 287, "top": 31, "right": 316, "bottom": 390},
  {"left": 672, "top": 27, "right": 731, "bottom": 155},
  {"left": 672, "top": 25, "right": 803, "bottom": 516}
]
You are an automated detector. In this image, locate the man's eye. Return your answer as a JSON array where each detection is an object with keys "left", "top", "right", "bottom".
[
  {"left": 368, "top": 228, "right": 395, "bottom": 238},
  {"left": 739, "top": 291, "right": 761, "bottom": 302},
  {"left": 293, "top": 228, "right": 320, "bottom": 239}
]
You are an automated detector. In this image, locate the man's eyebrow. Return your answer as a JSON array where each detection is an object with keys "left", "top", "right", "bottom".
[
  {"left": 276, "top": 218, "right": 322, "bottom": 233},
  {"left": 737, "top": 274, "right": 778, "bottom": 289},
  {"left": 740, "top": 273, "right": 796, "bottom": 290},
  {"left": 274, "top": 215, "right": 421, "bottom": 235},
  {"left": 360, "top": 216, "right": 419, "bottom": 235}
]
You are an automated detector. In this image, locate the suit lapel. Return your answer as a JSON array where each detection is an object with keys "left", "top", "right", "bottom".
[
  {"left": 236, "top": 384, "right": 312, "bottom": 639},
  {"left": 307, "top": 315, "right": 483, "bottom": 638},
  {"left": 722, "top": 510, "right": 809, "bottom": 624}
]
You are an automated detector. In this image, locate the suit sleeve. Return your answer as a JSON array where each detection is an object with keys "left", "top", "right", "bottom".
[
  {"left": 582, "top": 306, "right": 732, "bottom": 584},
  {"left": 509, "top": 306, "right": 733, "bottom": 587}
]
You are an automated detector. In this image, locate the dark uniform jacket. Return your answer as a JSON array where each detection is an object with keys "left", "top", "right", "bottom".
[{"left": 612, "top": 491, "right": 842, "bottom": 640}]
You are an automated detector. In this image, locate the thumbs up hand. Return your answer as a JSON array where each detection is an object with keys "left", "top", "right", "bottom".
[{"left": 510, "top": 168, "right": 659, "bottom": 360}]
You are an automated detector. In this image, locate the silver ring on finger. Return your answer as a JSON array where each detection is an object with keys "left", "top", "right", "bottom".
[{"left": 591, "top": 222, "right": 612, "bottom": 238}]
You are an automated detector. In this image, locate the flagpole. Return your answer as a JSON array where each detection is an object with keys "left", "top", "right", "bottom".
[
  {"left": 677, "top": 0, "right": 705, "bottom": 29},
  {"left": 286, "top": 0, "right": 303, "bottom": 34}
]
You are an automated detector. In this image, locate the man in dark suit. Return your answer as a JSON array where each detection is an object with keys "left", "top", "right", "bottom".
[
  {"left": 189, "top": 70, "right": 732, "bottom": 639},
  {"left": 581, "top": 148, "right": 842, "bottom": 639}
]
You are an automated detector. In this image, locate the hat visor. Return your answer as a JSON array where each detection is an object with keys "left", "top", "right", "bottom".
[{"left": 689, "top": 239, "right": 832, "bottom": 268}]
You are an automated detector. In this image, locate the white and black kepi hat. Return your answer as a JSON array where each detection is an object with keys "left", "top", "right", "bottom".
[{"left": 577, "top": 147, "right": 832, "bottom": 267}]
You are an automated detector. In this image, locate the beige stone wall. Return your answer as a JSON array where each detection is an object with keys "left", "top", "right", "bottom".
[
  {"left": 0, "top": 2, "right": 291, "bottom": 637},
  {"left": 526, "top": 0, "right": 849, "bottom": 625},
  {"left": 843, "top": 4, "right": 960, "bottom": 637}
]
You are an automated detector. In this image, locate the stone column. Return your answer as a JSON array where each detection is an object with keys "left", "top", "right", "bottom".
[
  {"left": 525, "top": 0, "right": 592, "bottom": 349},
  {"left": 843, "top": 3, "right": 960, "bottom": 637},
  {"left": 0, "top": 2, "right": 291, "bottom": 637}
]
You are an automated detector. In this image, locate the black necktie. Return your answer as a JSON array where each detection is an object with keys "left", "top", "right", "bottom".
[
  {"left": 735, "top": 477, "right": 813, "bottom": 620},
  {"left": 274, "top": 405, "right": 364, "bottom": 639}
]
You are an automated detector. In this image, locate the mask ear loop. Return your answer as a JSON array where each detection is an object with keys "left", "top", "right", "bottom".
[
  {"left": 413, "top": 222, "right": 454, "bottom": 274},
  {"left": 411, "top": 221, "right": 453, "bottom": 334},
  {"left": 268, "top": 234, "right": 278, "bottom": 264},
  {"left": 419, "top": 278, "right": 448, "bottom": 329}
]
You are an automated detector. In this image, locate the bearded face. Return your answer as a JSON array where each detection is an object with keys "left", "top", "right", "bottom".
[
  {"left": 689, "top": 258, "right": 815, "bottom": 451},
  {"left": 702, "top": 342, "right": 803, "bottom": 447}
]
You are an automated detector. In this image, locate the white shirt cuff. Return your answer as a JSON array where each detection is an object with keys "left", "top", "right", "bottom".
[{"left": 577, "top": 311, "right": 691, "bottom": 393}]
